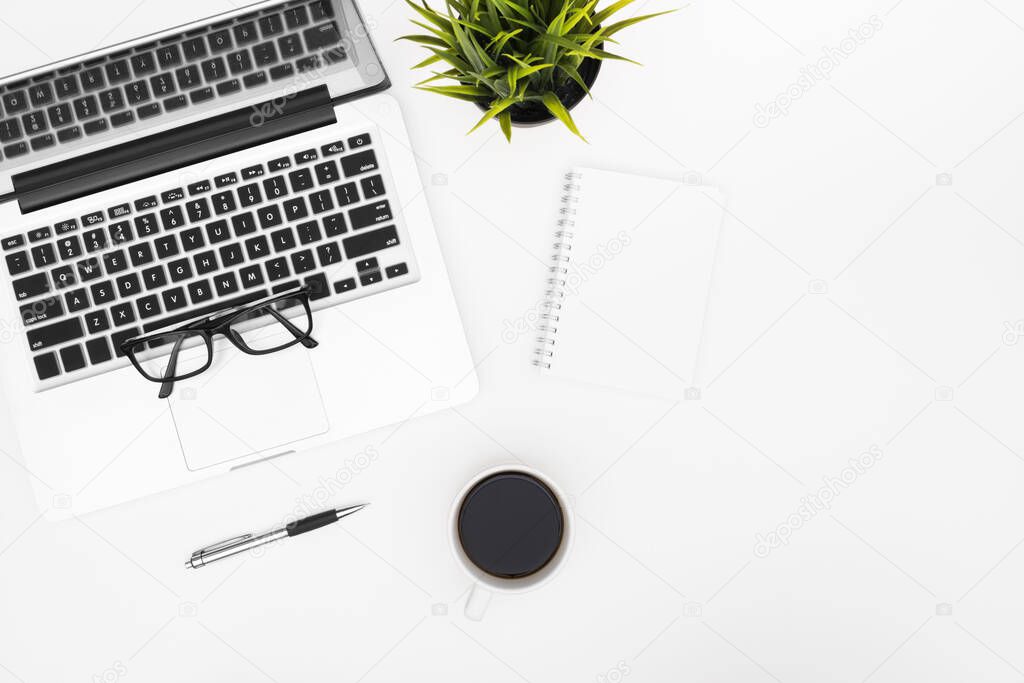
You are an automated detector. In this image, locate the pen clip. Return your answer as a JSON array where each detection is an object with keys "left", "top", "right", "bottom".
[{"left": 194, "top": 534, "right": 253, "bottom": 557}]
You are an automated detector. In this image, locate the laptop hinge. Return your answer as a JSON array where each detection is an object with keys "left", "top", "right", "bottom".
[{"left": 12, "top": 85, "right": 336, "bottom": 213}]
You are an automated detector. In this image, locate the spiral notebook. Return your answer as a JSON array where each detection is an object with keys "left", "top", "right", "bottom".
[{"left": 534, "top": 167, "right": 724, "bottom": 400}]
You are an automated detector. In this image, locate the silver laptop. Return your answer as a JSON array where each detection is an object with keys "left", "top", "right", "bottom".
[{"left": 0, "top": 0, "right": 477, "bottom": 516}]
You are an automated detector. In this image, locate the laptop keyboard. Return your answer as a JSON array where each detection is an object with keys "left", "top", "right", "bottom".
[
  {"left": 2, "top": 127, "right": 418, "bottom": 388},
  {"left": 0, "top": 0, "right": 346, "bottom": 168}
]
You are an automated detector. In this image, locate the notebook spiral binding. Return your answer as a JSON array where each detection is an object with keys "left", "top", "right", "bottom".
[{"left": 533, "top": 171, "right": 583, "bottom": 369}]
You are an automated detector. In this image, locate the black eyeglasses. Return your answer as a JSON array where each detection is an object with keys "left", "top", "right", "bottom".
[{"left": 120, "top": 287, "right": 319, "bottom": 399}]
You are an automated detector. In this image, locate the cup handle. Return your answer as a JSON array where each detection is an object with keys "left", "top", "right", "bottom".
[{"left": 464, "top": 583, "right": 493, "bottom": 621}]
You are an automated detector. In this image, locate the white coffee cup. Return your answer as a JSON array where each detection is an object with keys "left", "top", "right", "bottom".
[{"left": 448, "top": 464, "right": 575, "bottom": 620}]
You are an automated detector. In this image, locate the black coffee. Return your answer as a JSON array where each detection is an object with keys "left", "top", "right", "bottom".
[{"left": 457, "top": 471, "right": 564, "bottom": 579}]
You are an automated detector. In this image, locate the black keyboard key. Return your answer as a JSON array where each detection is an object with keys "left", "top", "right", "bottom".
[
  {"left": 270, "top": 228, "right": 296, "bottom": 252},
  {"left": 180, "top": 227, "right": 205, "bottom": 252},
  {"left": 149, "top": 73, "right": 176, "bottom": 97},
  {"left": 111, "top": 111, "right": 134, "bottom": 127},
  {"left": 309, "top": 190, "right": 334, "bottom": 215},
  {"left": 141, "top": 265, "right": 167, "bottom": 290},
  {"left": 157, "top": 44, "right": 183, "bottom": 69},
  {"left": 3, "top": 141, "right": 28, "bottom": 158},
  {"left": 272, "top": 280, "right": 300, "bottom": 295},
  {"left": 190, "top": 87, "right": 215, "bottom": 104},
  {"left": 316, "top": 241, "right": 341, "bottom": 267},
  {"left": 304, "top": 22, "right": 342, "bottom": 50},
  {"left": 265, "top": 257, "right": 290, "bottom": 281},
  {"left": 84, "top": 119, "right": 108, "bottom": 136},
  {"left": 33, "top": 352, "right": 60, "bottom": 380},
  {"left": 131, "top": 52, "right": 157, "bottom": 76},
  {"left": 188, "top": 179, "right": 212, "bottom": 195},
  {"left": 73, "top": 95, "right": 99, "bottom": 119},
  {"left": 297, "top": 221, "right": 322, "bottom": 244},
  {"left": 3, "top": 90, "right": 27, "bottom": 115},
  {"left": 355, "top": 258, "right": 379, "bottom": 272},
  {"left": 47, "top": 103, "right": 73, "bottom": 128},
  {"left": 289, "top": 168, "right": 313, "bottom": 192},
  {"left": 285, "top": 5, "right": 310, "bottom": 28},
  {"left": 333, "top": 277, "right": 356, "bottom": 294},
  {"left": 234, "top": 21, "right": 259, "bottom": 45},
  {"left": 182, "top": 36, "right": 207, "bottom": 60},
  {"left": 2, "top": 235, "right": 24, "bottom": 251},
  {"left": 215, "top": 172, "right": 238, "bottom": 188},
  {"left": 31, "top": 243, "right": 56, "bottom": 268},
  {"left": 206, "top": 220, "right": 230, "bottom": 244},
  {"left": 231, "top": 212, "right": 258, "bottom": 237},
  {"left": 162, "top": 286, "right": 188, "bottom": 311},
  {"left": 26, "top": 317, "right": 84, "bottom": 352},
  {"left": 187, "top": 279, "right": 213, "bottom": 304},
  {"left": 161, "top": 187, "right": 185, "bottom": 203},
  {"left": 310, "top": 0, "right": 335, "bottom": 19},
  {"left": 211, "top": 191, "right": 236, "bottom": 214},
  {"left": 137, "top": 294, "right": 161, "bottom": 319},
  {"left": 314, "top": 160, "right": 339, "bottom": 185},
  {"left": 290, "top": 249, "right": 315, "bottom": 273},
  {"left": 193, "top": 250, "right": 218, "bottom": 274},
  {"left": 0, "top": 118, "right": 21, "bottom": 142},
  {"left": 304, "top": 273, "right": 329, "bottom": 300},
  {"left": 217, "top": 79, "right": 241, "bottom": 96},
  {"left": 263, "top": 175, "right": 288, "bottom": 199},
  {"left": 105, "top": 60, "right": 132, "bottom": 84},
  {"left": 278, "top": 34, "right": 303, "bottom": 58},
  {"left": 90, "top": 280, "right": 116, "bottom": 305},
  {"left": 108, "top": 203, "right": 131, "bottom": 220},
  {"left": 134, "top": 213, "right": 159, "bottom": 237},
  {"left": 160, "top": 206, "right": 185, "bottom": 230},
  {"left": 360, "top": 270, "right": 382, "bottom": 286},
  {"left": 361, "top": 174, "right": 385, "bottom": 198},
  {"left": 86, "top": 337, "right": 113, "bottom": 364},
  {"left": 57, "top": 126, "right": 82, "bottom": 142},
  {"left": 244, "top": 235, "right": 269, "bottom": 260},
  {"left": 28, "top": 227, "right": 51, "bottom": 242},
  {"left": 175, "top": 66, "right": 201, "bottom": 91},
  {"left": 138, "top": 103, "right": 161, "bottom": 119},
  {"left": 81, "top": 210, "right": 104, "bottom": 227},
  {"left": 55, "top": 219, "right": 79, "bottom": 235},
  {"left": 214, "top": 272, "right": 239, "bottom": 296},
  {"left": 168, "top": 257, "right": 192, "bottom": 282},
  {"left": 55, "top": 75, "right": 80, "bottom": 99},
  {"left": 238, "top": 183, "right": 262, "bottom": 206},
  {"left": 323, "top": 212, "right": 346, "bottom": 236},
  {"left": 12, "top": 272, "right": 50, "bottom": 300},
  {"left": 253, "top": 41, "right": 278, "bottom": 66},
  {"left": 85, "top": 309, "right": 110, "bottom": 334},
  {"left": 64, "top": 286, "right": 90, "bottom": 311},
  {"left": 59, "top": 345, "right": 87, "bottom": 372},
  {"left": 20, "top": 296, "right": 63, "bottom": 325},
  {"left": 111, "top": 327, "right": 141, "bottom": 355},
  {"left": 259, "top": 205, "right": 283, "bottom": 229},
  {"left": 201, "top": 56, "right": 227, "bottom": 82},
  {"left": 129, "top": 242, "right": 154, "bottom": 267},
  {"left": 335, "top": 181, "right": 358, "bottom": 206},
  {"left": 296, "top": 56, "right": 320, "bottom": 73},
  {"left": 219, "top": 243, "right": 244, "bottom": 268},
  {"left": 209, "top": 29, "right": 233, "bottom": 53},
  {"left": 80, "top": 67, "right": 105, "bottom": 91},
  {"left": 83, "top": 229, "right": 106, "bottom": 252},
  {"left": 28, "top": 83, "right": 53, "bottom": 108},
  {"left": 102, "top": 249, "right": 128, "bottom": 274},
  {"left": 116, "top": 273, "right": 142, "bottom": 298},
  {"left": 22, "top": 111, "right": 48, "bottom": 135},
  {"left": 343, "top": 225, "right": 400, "bottom": 259},
  {"left": 185, "top": 197, "right": 211, "bottom": 222},
  {"left": 349, "top": 200, "right": 393, "bottom": 230},
  {"left": 100, "top": 88, "right": 125, "bottom": 112},
  {"left": 243, "top": 71, "right": 268, "bottom": 88},
  {"left": 239, "top": 264, "right": 264, "bottom": 289},
  {"left": 341, "top": 149, "right": 378, "bottom": 177},
  {"left": 268, "top": 156, "right": 291, "bottom": 172},
  {"left": 111, "top": 304, "right": 137, "bottom": 327},
  {"left": 283, "top": 197, "right": 308, "bottom": 221},
  {"left": 163, "top": 94, "right": 188, "bottom": 112},
  {"left": 348, "top": 133, "right": 371, "bottom": 148},
  {"left": 295, "top": 148, "right": 318, "bottom": 164},
  {"left": 57, "top": 235, "right": 83, "bottom": 260},
  {"left": 154, "top": 234, "right": 179, "bottom": 259},
  {"left": 227, "top": 50, "right": 253, "bottom": 75},
  {"left": 30, "top": 133, "right": 55, "bottom": 151},
  {"left": 260, "top": 14, "right": 284, "bottom": 37},
  {"left": 269, "top": 63, "right": 294, "bottom": 81},
  {"left": 108, "top": 221, "right": 132, "bottom": 246}
]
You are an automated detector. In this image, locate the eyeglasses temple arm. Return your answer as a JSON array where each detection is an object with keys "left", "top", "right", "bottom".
[
  {"left": 267, "top": 307, "right": 318, "bottom": 349},
  {"left": 158, "top": 336, "right": 187, "bottom": 399}
]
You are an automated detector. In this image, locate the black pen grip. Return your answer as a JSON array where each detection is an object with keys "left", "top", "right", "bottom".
[{"left": 286, "top": 510, "right": 338, "bottom": 537}]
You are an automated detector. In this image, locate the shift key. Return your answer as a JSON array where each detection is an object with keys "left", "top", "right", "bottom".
[
  {"left": 26, "top": 317, "right": 84, "bottom": 352},
  {"left": 342, "top": 225, "right": 399, "bottom": 259}
]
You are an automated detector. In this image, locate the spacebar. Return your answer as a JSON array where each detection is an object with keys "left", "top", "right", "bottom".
[{"left": 141, "top": 290, "right": 268, "bottom": 333}]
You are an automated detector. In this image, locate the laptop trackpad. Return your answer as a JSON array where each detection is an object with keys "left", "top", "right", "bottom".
[{"left": 167, "top": 342, "right": 330, "bottom": 471}]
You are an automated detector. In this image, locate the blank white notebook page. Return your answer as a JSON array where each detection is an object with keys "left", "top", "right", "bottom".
[{"left": 540, "top": 167, "right": 724, "bottom": 400}]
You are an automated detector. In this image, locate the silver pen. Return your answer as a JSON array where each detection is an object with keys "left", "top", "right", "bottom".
[{"left": 186, "top": 504, "right": 368, "bottom": 569}]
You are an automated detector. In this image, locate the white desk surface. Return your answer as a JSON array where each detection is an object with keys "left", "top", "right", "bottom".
[{"left": 2, "top": 1, "right": 1024, "bottom": 681}]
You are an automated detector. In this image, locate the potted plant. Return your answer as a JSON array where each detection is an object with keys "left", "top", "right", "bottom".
[{"left": 400, "top": 0, "right": 673, "bottom": 141}]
